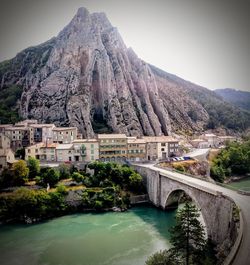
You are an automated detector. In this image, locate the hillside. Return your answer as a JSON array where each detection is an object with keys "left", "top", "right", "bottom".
[
  {"left": 0, "top": 7, "right": 249, "bottom": 136},
  {"left": 215, "top": 88, "right": 250, "bottom": 111}
]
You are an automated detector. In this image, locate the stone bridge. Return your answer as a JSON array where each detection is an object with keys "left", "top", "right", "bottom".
[{"left": 133, "top": 165, "right": 237, "bottom": 247}]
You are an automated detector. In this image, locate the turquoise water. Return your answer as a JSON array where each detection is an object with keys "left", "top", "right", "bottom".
[
  {"left": 0, "top": 206, "right": 176, "bottom": 265},
  {"left": 226, "top": 177, "right": 250, "bottom": 191}
]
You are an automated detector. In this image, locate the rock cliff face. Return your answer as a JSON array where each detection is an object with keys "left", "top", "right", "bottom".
[{"left": 0, "top": 7, "right": 249, "bottom": 136}]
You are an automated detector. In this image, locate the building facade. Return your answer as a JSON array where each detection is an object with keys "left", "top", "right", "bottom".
[
  {"left": 52, "top": 127, "right": 78, "bottom": 144},
  {"left": 127, "top": 137, "right": 147, "bottom": 161},
  {"left": 98, "top": 134, "right": 127, "bottom": 161},
  {"left": 143, "top": 136, "right": 179, "bottom": 161},
  {"left": 0, "top": 133, "right": 15, "bottom": 172},
  {"left": 72, "top": 139, "right": 99, "bottom": 162}
]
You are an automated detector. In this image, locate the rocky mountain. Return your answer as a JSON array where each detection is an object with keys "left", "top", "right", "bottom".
[
  {"left": 0, "top": 7, "right": 249, "bottom": 137},
  {"left": 215, "top": 88, "right": 250, "bottom": 111}
]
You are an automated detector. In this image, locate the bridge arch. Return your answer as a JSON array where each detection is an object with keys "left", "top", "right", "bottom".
[
  {"left": 164, "top": 188, "right": 208, "bottom": 235},
  {"left": 132, "top": 165, "right": 236, "bottom": 245}
]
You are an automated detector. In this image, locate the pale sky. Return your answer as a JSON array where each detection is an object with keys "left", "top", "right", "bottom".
[{"left": 0, "top": 0, "right": 249, "bottom": 91}]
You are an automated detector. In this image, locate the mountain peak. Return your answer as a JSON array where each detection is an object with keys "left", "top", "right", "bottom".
[{"left": 0, "top": 7, "right": 249, "bottom": 135}]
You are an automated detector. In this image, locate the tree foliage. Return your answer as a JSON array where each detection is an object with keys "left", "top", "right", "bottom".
[
  {"left": 210, "top": 140, "right": 250, "bottom": 182},
  {"left": 0, "top": 187, "right": 67, "bottom": 222},
  {"left": 170, "top": 202, "right": 206, "bottom": 265},
  {"left": 27, "top": 157, "right": 40, "bottom": 179},
  {"left": 12, "top": 160, "right": 29, "bottom": 185},
  {"left": 37, "top": 167, "right": 60, "bottom": 187}
]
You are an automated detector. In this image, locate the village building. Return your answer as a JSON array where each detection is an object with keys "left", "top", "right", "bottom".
[
  {"left": 98, "top": 134, "right": 127, "bottom": 162},
  {"left": 72, "top": 139, "right": 99, "bottom": 162},
  {"left": 190, "top": 139, "right": 210, "bottom": 149},
  {"left": 25, "top": 143, "right": 57, "bottom": 162},
  {"left": 52, "top": 127, "right": 78, "bottom": 144},
  {"left": 143, "top": 136, "right": 179, "bottom": 161},
  {"left": 0, "top": 133, "right": 16, "bottom": 172},
  {"left": 127, "top": 137, "right": 147, "bottom": 162}
]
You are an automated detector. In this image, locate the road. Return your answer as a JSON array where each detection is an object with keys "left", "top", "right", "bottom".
[
  {"left": 139, "top": 163, "right": 250, "bottom": 265},
  {"left": 184, "top": 148, "right": 210, "bottom": 161}
]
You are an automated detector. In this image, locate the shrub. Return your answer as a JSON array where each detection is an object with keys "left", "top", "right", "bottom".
[{"left": 72, "top": 172, "right": 84, "bottom": 183}]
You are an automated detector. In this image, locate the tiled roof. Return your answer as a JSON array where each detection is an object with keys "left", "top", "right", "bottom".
[{"left": 55, "top": 144, "right": 73, "bottom": 150}]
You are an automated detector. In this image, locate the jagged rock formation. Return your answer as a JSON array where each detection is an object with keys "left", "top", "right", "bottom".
[{"left": 0, "top": 7, "right": 249, "bottom": 137}]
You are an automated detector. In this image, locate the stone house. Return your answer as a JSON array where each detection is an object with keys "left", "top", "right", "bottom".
[
  {"left": 72, "top": 139, "right": 99, "bottom": 162},
  {"left": 0, "top": 133, "right": 16, "bottom": 172},
  {"left": 127, "top": 137, "right": 147, "bottom": 162},
  {"left": 98, "top": 134, "right": 127, "bottom": 162},
  {"left": 52, "top": 127, "right": 78, "bottom": 144},
  {"left": 143, "top": 136, "right": 179, "bottom": 161}
]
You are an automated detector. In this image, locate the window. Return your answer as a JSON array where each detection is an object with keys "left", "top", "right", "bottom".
[
  {"left": 91, "top": 156, "right": 94, "bottom": 160},
  {"left": 28, "top": 149, "right": 31, "bottom": 153},
  {"left": 35, "top": 149, "right": 38, "bottom": 153},
  {"left": 161, "top": 143, "right": 166, "bottom": 146},
  {"left": 161, "top": 148, "right": 164, "bottom": 151},
  {"left": 91, "top": 150, "right": 94, "bottom": 154},
  {"left": 91, "top": 144, "right": 94, "bottom": 148}
]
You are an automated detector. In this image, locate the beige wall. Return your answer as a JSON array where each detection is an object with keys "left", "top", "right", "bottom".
[
  {"left": 73, "top": 141, "right": 99, "bottom": 162},
  {"left": 52, "top": 128, "right": 77, "bottom": 144},
  {"left": 0, "top": 134, "right": 11, "bottom": 149},
  {"left": 98, "top": 135, "right": 127, "bottom": 161},
  {"left": 127, "top": 141, "right": 146, "bottom": 161},
  {"left": 25, "top": 143, "right": 44, "bottom": 160}
]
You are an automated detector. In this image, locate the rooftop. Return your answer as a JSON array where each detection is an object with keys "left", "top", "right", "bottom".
[
  {"left": 127, "top": 138, "right": 146, "bottom": 144},
  {"left": 97, "top": 134, "right": 127, "bottom": 139},
  {"left": 29, "top": 124, "right": 55, "bottom": 128},
  {"left": 56, "top": 144, "right": 73, "bottom": 150},
  {"left": 53, "top": 127, "right": 77, "bottom": 131},
  {"left": 73, "top": 139, "right": 98, "bottom": 143},
  {"left": 142, "top": 136, "right": 178, "bottom": 143}
]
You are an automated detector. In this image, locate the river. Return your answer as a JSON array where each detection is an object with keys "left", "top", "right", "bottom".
[{"left": 0, "top": 206, "right": 176, "bottom": 265}]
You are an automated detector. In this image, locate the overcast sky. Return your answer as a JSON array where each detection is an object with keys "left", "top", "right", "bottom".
[{"left": 0, "top": 0, "right": 249, "bottom": 91}]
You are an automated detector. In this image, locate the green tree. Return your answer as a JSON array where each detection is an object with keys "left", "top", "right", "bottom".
[
  {"left": 58, "top": 163, "right": 71, "bottom": 180},
  {"left": 27, "top": 157, "right": 40, "bottom": 179},
  {"left": 128, "top": 172, "right": 143, "bottom": 191},
  {"left": 40, "top": 167, "right": 60, "bottom": 187},
  {"left": 71, "top": 172, "right": 84, "bottom": 183},
  {"left": 170, "top": 202, "right": 206, "bottom": 265},
  {"left": 145, "top": 249, "right": 180, "bottom": 265},
  {"left": 12, "top": 160, "right": 29, "bottom": 185},
  {"left": 80, "top": 144, "right": 86, "bottom": 159},
  {"left": 15, "top": 148, "right": 25, "bottom": 159}
]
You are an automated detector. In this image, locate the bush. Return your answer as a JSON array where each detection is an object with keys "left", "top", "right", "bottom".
[
  {"left": 0, "top": 188, "right": 67, "bottom": 222},
  {"left": 174, "top": 164, "right": 185, "bottom": 172},
  {"left": 39, "top": 167, "right": 60, "bottom": 187},
  {"left": 56, "top": 185, "right": 68, "bottom": 195},
  {"left": 58, "top": 164, "right": 71, "bottom": 180},
  {"left": 12, "top": 160, "right": 29, "bottom": 185},
  {"left": 27, "top": 157, "right": 40, "bottom": 179},
  {"left": 71, "top": 172, "right": 84, "bottom": 183},
  {"left": 145, "top": 249, "right": 179, "bottom": 265}
]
